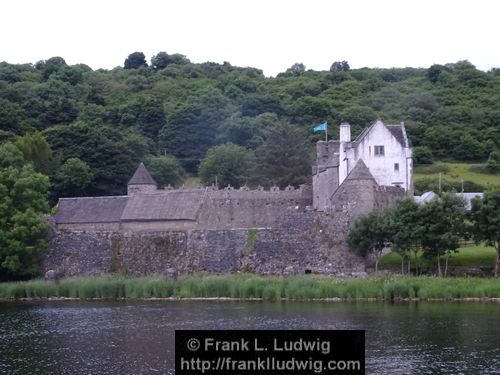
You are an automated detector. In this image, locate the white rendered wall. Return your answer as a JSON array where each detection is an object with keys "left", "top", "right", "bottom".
[{"left": 342, "top": 121, "right": 412, "bottom": 191}]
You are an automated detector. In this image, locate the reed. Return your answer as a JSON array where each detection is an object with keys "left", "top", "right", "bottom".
[{"left": 0, "top": 275, "right": 499, "bottom": 300}]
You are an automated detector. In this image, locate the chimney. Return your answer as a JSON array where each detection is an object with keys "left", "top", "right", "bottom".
[{"left": 340, "top": 122, "right": 351, "bottom": 143}]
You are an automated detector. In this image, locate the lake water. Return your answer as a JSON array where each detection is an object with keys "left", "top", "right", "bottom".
[{"left": 0, "top": 300, "right": 499, "bottom": 374}]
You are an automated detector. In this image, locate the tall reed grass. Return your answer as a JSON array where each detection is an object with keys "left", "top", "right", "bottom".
[{"left": 0, "top": 275, "right": 499, "bottom": 300}]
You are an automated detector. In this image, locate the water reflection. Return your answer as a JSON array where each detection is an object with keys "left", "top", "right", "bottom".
[{"left": 0, "top": 301, "right": 499, "bottom": 374}]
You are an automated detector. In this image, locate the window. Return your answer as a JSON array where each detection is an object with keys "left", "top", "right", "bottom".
[
  {"left": 394, "top": 163, "right": 399, "bottom": 171},
  {"left": 374, "top": 145, "right": 385, "bottom": 156}
]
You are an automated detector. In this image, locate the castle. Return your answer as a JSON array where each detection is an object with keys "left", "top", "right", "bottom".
[{"left": 45, "top": 120, "right": 412, "bottom": 276}]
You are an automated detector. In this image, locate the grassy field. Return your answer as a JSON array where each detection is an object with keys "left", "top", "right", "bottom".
[
  {"left": 414, "top": 163, "right": 500, "bottom": 187},
  {"left": 1, "top": 274, "right": 500, "bottom": 301},
  {"left": 379, "top": 245, "right": 497, "bottom": 270}
]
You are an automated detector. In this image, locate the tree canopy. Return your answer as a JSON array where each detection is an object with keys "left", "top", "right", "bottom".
[
  {"left": 198, "top": 143, "right": 256, "bottom": 188},
  {"left": 470, "top": 188, "right": 500, "bottom": 276},
  {"left": 0, "top": 144, "right": 50, "bottom": 280},
  {"left": 0, "top": 54, "right": 498, "bottom": 200}
]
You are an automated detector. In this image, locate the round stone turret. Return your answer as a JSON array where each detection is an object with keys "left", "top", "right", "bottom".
[{"left": 127, "top": 163, "right": 157, "bottom": 195}]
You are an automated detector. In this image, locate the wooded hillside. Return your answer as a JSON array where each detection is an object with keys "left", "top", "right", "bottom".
[{"left": 1, "top": 53, "right": 499, "bottom": 198}]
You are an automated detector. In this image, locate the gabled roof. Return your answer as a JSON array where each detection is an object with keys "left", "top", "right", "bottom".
[
  {"left": 128, "top": 163, "right": 157, "bottom": 186},
  {"left": 353, "top": 119, "right": 409, "bottom": 148},
  {"left": 386, "top": 124, "right": 409, "bottom": 148},
  {"left": 346, "top": 160, "right": 376, "bottom": 181},
  {"left": 120, "top": 190, "right": 204, "bottom": 221},
  {"left": 54, "top": 196, "right": 128, "bottom": 224}
]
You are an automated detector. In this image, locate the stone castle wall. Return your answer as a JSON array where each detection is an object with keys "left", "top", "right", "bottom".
[
  {"left": 44, "top": 209, "right": 366, "bottom": 277},
  {"left": 44, "top": 183, "right": 403, "bottom": 277}
]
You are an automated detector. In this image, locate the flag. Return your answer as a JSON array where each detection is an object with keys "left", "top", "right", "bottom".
[{"left": 313, "top": 122, "right": 327, "bottom": 132}]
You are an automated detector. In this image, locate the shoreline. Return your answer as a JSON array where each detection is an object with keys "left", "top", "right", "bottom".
[
  {"left": 2, "top": 297, "right": 500, "bottom": 302},
  {"left": 1, "top": 274, "right": 500, "bottom": 302}
]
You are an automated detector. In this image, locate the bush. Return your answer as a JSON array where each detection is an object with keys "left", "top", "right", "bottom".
[{"left": 413, "top": 146, "right": 434, "bottom": 165}]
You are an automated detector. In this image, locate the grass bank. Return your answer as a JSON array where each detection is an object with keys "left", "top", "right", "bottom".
[
  {"left": 414, "top": 163, "right": 500, "bottom": 187},
  {"left": 1, "top": 275, "right": 500, "bottom": 301},
  {"left": 379, "top": 245, "right": 496, "bottom": 271}
]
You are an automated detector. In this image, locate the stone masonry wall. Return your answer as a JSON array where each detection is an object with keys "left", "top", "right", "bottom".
[{"left": 44, "top": 210, "right": 366, "bottom": 277}]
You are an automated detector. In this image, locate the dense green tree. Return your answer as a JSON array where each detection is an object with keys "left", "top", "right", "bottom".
[
  {"left": 0, "top": 98, "right": 22, "bottom": 133},
  {"left": 486, "top": 150, "right": 500, "bottom": 173},
  {"left": 388, "top": 198, "right": 424, "bottom": 274},
  {"left": 198, "top": 143, "right": 256, "bottom": 188},
  {"left": 122, "top": 130, "right": 153, "bottom": 161},
  {"left": 15, "top": 132, "right": 54, "bottom": 175},
  {"left": 413, "top": 146, "right": 434, "bottom": 165},
  {"left": 158, "top": 88, "right": 235, "bottom": 172},
  {"left": 53, "top": 158, "right": 93, "bottom": 197},
  {"left": 285, "top": 63, "right": 306, "bottom": 76},
  {"left": 0, "top": 145, "right": 49, "bottom": 280},
  {"left": 470, "top": 188, "right": 500, "bottom": 276},
  {"left": 419, "top": 194, "right": 466, "bottom": 276},
  {"left": 330, "top": 60, "right": 350, "bottom": 72},
  {"left": 0, "top": 142, "right": 26, "bottom": 169},
  {"left": 43, "top": 123, "right": 135, "bottom": 196},
  {"left": 144, "top": 155, "right": 186, "bottom": 188},
  {"left": 347, "top": 210, "right": 391, "bottom": 272},
  {"left": 115, "top": 95, "right": 166, "bottom": 137},
  {"left": 254, "top": 122, "right": 312, "bottom": 187},
  {"left": 150, "top": 52, "right": 191, "bottom": 70},
  {"left": 124, "top": 52, "right": 148, "bottom": 69},
  {"left": 35, "top": 56, "right": 67, "bottom": 80},
  {"left": 152, "top": 52, "right": 171, "bottom": 70}
]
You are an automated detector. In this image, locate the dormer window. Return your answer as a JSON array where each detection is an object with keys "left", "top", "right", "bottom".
[{"left": 374, "top": 145, "right": 385, "bottom": 156}]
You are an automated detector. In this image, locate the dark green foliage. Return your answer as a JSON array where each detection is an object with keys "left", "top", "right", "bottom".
[
  {"left": 413, "top": 146, "right": 434, "bottom": 165},
  {"left": 15, "top": 132, "right": 54, "bottom": 175},
  {"left": 486, "top": 151, "right": 500, "bottom": 173},
  {"left": 124, "top": 52, "right": 147, "bottom": 69},
  {"left": 0, "top": 98, "right": 22, "bottom": 133},
  {"left": 0, "top": 148, "right": 49, "bottom": 280},
  {"left": 347, "top": 210, "right": 391, "bottom": 271},
  {"left": 349, "top": 195, "right": 467, "bottom": 276},
  {"left": 35, "top": 56, "right": 67, "bottom": 80},
  {"left": 43, "top": 123, "right": 135, "bottom": 196},
  {"left": 198, "top": 143, "right": 256, "bottom": 188},
  {"left": 158, "top": 88, "right": 236, "bottom": 172},
  {"left": 330, "top": 61, "right": 350, "bottom": 72},
  {"left": 470, "top": 187, "right": 500, "bottom": 276},
  {"left": 0, "top": 55, "right": 497, "bottom": 203},
  {"left": 254, "top": 122, "right": 312, "bottom": 187},
  {"left": 145, "top": 155, "right": 186, "bottom": 188},
  {"left": 151, "top": 52, "right": 190, "bottom": 70},
  {"left": 285, "top": 63, "right": 306, "bottom": 76},
  {"left": 418, "top": 194, "right": 466, "bottom": 276},
  {"left": 53, "top": 158, "right": 93, "bottom": 197},
  {"left": 0, "top": 143, "right": 25, "bottom": 169}
]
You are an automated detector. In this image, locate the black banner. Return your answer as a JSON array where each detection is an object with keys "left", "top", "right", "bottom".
[{"left": 176, "top": 330, "right": 365, "bottom": 374}]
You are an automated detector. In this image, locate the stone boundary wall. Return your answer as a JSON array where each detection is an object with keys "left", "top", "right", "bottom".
[{"left": 44, "top": 210, "right": 365, "bottom": 277}]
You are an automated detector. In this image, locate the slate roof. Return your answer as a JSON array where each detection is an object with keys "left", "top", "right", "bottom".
[
  {"left": 54, "top": 196, "right": 128, "bottom": 224},
  {"left": 120, "top": 190, "right": 204, "bottom": 221},
  {"left": 346, "top": 160, "right": 376, "bottom": 181},
  {"left": 352, "top": 120, "right": 409, "bottom": 148},
  {"left": 128, "top": 163, "right": 157, "bottom": 185},
  {"left": 386, "top": 124, "right": 409, "bottom": 147}
]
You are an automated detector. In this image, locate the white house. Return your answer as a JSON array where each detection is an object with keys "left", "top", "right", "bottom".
[
  {"left": 312, "top": 119, "right": 413, "bottom": 211},
  {"left": 339, "top": 119, "right": 413, "bottom": 192}
]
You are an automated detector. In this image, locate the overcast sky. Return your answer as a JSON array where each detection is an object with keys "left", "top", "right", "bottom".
[{"left": 2, "top": 0, "right": 499, "bottom": 76}]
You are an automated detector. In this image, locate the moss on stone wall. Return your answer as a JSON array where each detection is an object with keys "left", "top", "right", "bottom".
[
  {"left": 246, "top": 229, "right": 257, "bottom": 251},
  {"left": 152, "top": 235, "right": 177, "bottom": 253}
]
